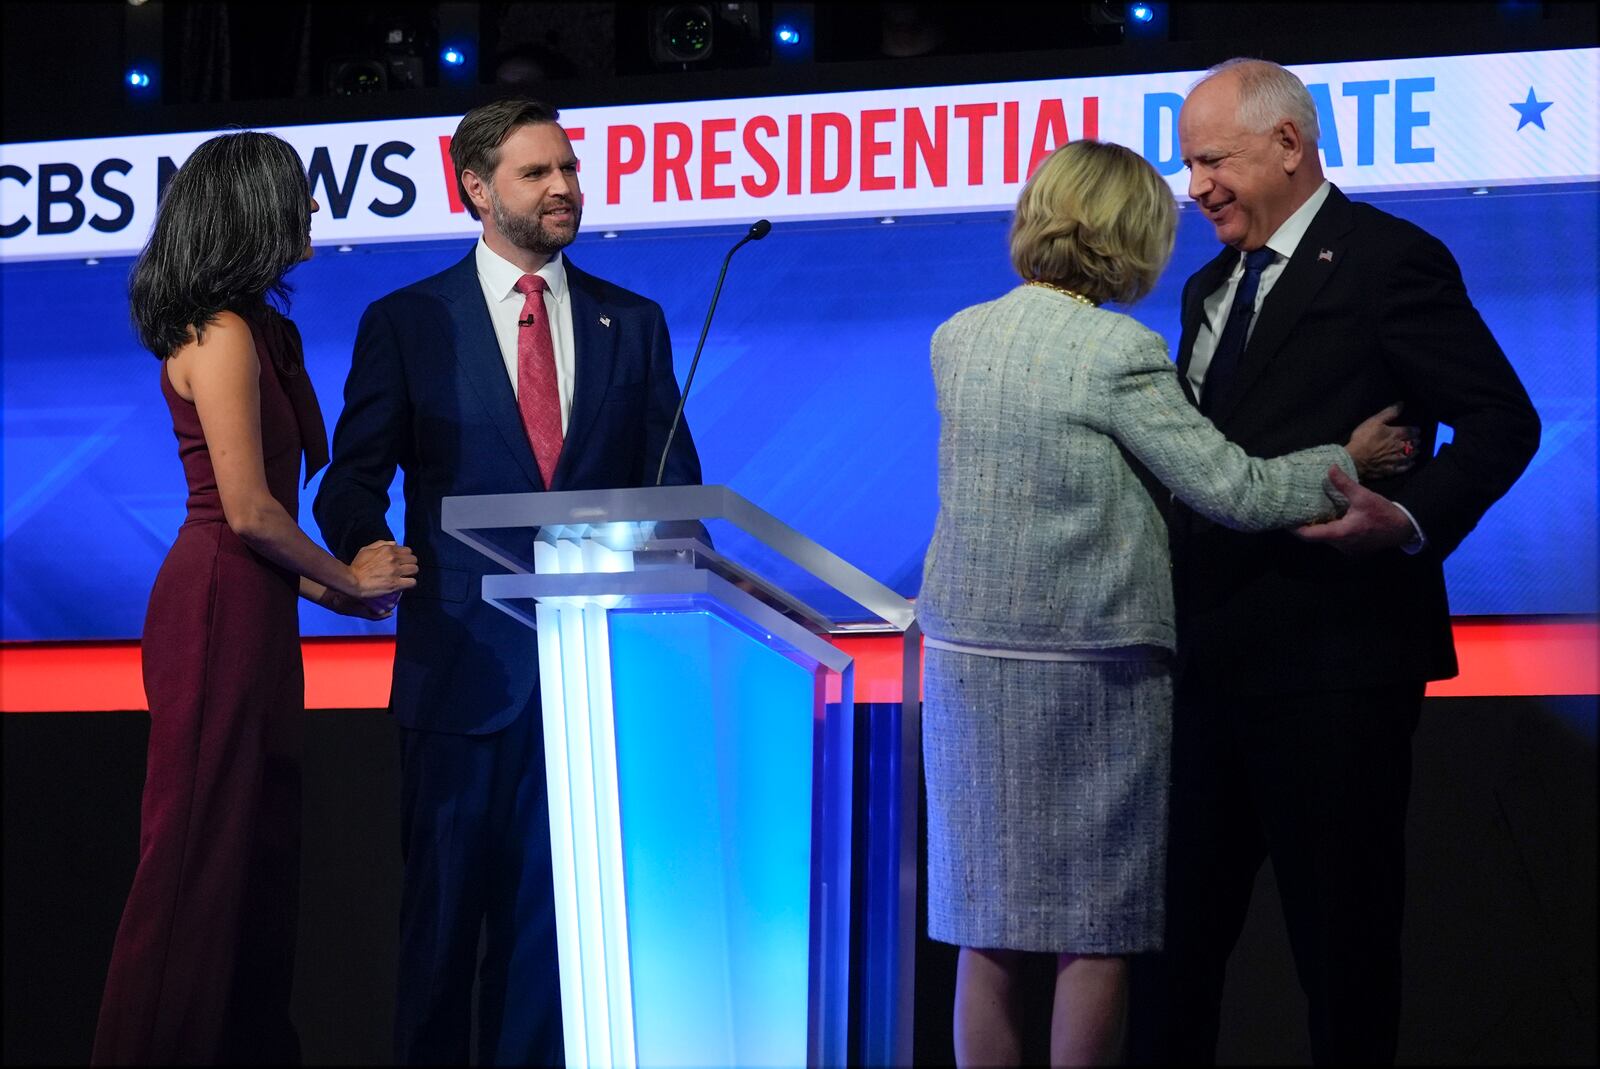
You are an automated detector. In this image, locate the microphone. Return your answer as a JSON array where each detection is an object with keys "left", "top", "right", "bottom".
[
  {"left": 518, "top": 314, "right": 535, "bottom": 327},
  {"left": 654, "top": 219, "right": 771, "bottom": 486}
]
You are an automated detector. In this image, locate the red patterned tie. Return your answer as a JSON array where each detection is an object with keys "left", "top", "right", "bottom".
[{"left": 513, "top": 273, "right": 563, "bottom": 487}]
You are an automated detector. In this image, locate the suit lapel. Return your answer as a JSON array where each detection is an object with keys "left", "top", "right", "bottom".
[
  {"left": 437, "top": 252, "right": 545, "bottom": 489},
  {"left": 1178, "top": 249, "right": 1236, "bottom": 383},
  {"left": 1210, "top": 186, "right": 1355, "bottom": 425},
  {"left": 553, "top": 260, "right": 617, "bottom": 489}
]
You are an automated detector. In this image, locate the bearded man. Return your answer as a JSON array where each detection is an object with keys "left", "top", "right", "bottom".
[{"left": 315, "top": 98, "right": 702, "bottom": 1066}]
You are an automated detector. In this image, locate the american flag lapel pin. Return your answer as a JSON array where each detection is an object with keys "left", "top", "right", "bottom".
[
  {"left": 1318, "top": 248, "right": 1334, "bottom": 263},
  {"left": 599, "top": 315, "right": 611, "bottom": 328}
]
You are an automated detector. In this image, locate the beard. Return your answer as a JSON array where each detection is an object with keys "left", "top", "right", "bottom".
[{"left": 489, "top": 187, "right": 581, "bottom": 257}]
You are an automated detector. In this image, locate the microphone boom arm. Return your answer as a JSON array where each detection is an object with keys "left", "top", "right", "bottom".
[{"left": 654, "top": 220, "right": 770, "bottom": 486}]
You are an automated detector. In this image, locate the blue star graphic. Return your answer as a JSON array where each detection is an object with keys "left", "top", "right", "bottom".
[{"left": 1510, "top": 87, "right": 1553, "bottom": 131}]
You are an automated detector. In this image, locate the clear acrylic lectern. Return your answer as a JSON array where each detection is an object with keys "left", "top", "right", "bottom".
[{"left": 442, "top": 485, "right": 919, "bottom": 1069}]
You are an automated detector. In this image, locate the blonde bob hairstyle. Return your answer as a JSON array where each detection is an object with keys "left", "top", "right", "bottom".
[{"left": 1008, "top": 139, "right": 1178, "bottom": 306}]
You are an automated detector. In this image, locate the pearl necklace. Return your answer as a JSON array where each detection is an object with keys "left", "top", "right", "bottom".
[{"left": 1025, "top": 279, "right": 1098, "bottom": 307}]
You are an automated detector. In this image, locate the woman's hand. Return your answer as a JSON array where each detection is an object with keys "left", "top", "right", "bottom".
[
  {"left": 323, "top": 588, "right": 396, "bottom": 620},
  {"left": 347, "top": 540, "right": 418, "bottom": 600},
  {"left": 305, "top": 579, "right": 399, "bottom": 619},
  {"left": 355, "top": 590, "right": 404, "bottom": 619},
  {"left": 1346, "top": 403, "right": 1420, "bottom": 481}
]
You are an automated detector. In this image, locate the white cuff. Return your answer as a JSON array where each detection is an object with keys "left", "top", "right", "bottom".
[{"left": 1393, "top": 502, "right": 1427, "bottom": 555}]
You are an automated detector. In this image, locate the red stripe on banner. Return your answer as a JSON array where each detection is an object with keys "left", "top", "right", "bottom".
[
  {"left": 2, "top": 619, "right": 1594, "bottom": 713},
  {"left": 1427, "top": 618, "right": 1600, "bottom": 698},
  {"left": 438, "top": 135, "right": 465, "bottom": 214}
]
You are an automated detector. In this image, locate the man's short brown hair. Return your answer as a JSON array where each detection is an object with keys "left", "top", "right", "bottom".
[{"left": 449, "top": 98, "right": 560, "bottom": 220}]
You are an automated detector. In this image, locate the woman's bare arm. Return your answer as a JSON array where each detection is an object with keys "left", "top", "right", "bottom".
[{"left": 169, "top": 311, "right": 417, "bottom": 603}]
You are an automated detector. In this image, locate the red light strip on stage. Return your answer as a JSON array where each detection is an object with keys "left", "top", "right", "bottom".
[{"left": 0, "top": 618, "right": 1594, "bottom": 713}]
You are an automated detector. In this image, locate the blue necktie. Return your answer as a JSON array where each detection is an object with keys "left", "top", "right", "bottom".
[{"left": 1201, "top": 246, "right": 1276, "bottom": 416}]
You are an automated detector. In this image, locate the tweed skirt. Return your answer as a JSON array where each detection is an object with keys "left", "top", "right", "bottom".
[{"left": 923, "top": 646, "right": 1172, "bottom": 954}]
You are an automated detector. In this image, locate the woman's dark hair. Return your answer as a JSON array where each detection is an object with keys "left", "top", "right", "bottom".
[
  {"left": 129, "top": 130, "right": 311, "bottom": 359},
  {"left": 449, "top": 97, "right": 560, "bottom": 221}
]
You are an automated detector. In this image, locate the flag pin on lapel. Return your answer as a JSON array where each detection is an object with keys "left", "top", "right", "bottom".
[
  {"left": 599, "top": 315, "right": 611, "bottom": 328},
  {"left": 1318, "top": 248, "right": 1334, "bottom": 263}
]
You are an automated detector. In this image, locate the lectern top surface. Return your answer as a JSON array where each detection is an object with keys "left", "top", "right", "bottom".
[{"left": 442, "top": 484, "right": 915, "bottom": 632}]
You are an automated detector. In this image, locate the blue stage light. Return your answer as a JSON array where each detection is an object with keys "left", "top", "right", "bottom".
[
  {"left": 775, "top": 24, "right": 801, "bottom": 47},
  {"left": 441, "top": 46, "right": 465, "bottom": 66},
  {"left": 1129, "top": 3, "right": 1154, "bottom": 22},
  {"left": 126, "top": 69, "right": 151, "bottom": 89}
]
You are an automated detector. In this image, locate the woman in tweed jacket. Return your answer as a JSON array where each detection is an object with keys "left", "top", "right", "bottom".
[{"left": 918, "top": 140, "right": 1413, "bottom": 1066}]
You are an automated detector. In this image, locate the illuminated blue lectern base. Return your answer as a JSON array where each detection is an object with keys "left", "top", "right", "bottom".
[
  {"left": 443, "top": 486, "right": 917, "bottom": 1069},
  {"left": 611, "top": 610, "right": 827, "bottom": 1068}
]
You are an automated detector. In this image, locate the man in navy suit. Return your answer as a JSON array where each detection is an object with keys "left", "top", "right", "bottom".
[
  {"left": 315, "top": 98, "right": 702, "bottom": 1065},
  {"left": 1134, "top": 59, "right": 1539, "bottom": 1065}
]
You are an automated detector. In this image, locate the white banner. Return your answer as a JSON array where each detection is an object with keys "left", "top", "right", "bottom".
[{"left": 2, "top": 47, "right": 1595, "bottom": 262}]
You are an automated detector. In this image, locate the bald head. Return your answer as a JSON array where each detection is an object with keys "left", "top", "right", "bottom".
[{"left": 1179, "top": 60, "right": 1325, "bottom": 250}]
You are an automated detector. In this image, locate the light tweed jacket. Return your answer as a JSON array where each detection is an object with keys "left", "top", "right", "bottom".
[{"left": 918, "top": 285, "right": 1355, "bottom": 654}]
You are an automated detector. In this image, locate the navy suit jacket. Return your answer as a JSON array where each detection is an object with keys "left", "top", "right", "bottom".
[
  {"left": 315, "top": 250, "right": 702, "bottom": 734},
  {"left": 1169, "top": 184, "right": 1540, "bottom": 694}
]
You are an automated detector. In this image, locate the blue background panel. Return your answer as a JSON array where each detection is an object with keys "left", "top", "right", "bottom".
[{"left": 1, "top": 183, "right": 1595, "bottom": 640}]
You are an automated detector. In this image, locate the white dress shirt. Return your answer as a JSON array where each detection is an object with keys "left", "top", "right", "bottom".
[
  {"left": 474, "top": 238, "right": 577, "bottom": 433},
  {"left": 1186, "top": 181, "right": 1425, "bottom": 550},
  {"left": 1187, "top": 180, "right": 1331, "bottom": 402}
]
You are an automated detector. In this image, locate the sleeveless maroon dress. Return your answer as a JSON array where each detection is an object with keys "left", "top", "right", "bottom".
[{"left": 93, "top": 307, "right": 328, "bottom": 1066}]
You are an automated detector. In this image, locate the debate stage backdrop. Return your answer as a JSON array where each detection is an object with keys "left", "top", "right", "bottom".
[{"left": 3, "top": 48, "right": 1597, "bottom": 642}]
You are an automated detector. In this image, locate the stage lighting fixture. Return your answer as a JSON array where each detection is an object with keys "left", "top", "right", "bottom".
[
  {"left": 326, "top": 15, "right": 433, "bottom": 96},
  {"left": 1085, "top": 1, "right": 1125, "bottom": 25},
  {"left": 1122, "top": 1, "right": 1166, "bottom": 39},
  {"left": 379, "top": 23, "right": 427, "bottom": 91},
  {"left": 658, "top": 3, "right": 715, "bottom": 62},
  {"left": 642, "top": 2, "right": 768, "bottom": 70},
  {"left": 1077, "top": 2, "right": 1127, "bottom": 45},
  {"left": 776, "top": 24, "right": 801, "bottom": 47},
  {"left": 126, "top": 69, "right": 152, "bottom": 89},
  {"left": 442, "top": 46, "right": 466, "bottom": 66},
  {"left": 327, "top": 58, "right": 389, "bottom": 95},
  {"left": 879, "top": 4, "right": 943, "bottom": 58}
]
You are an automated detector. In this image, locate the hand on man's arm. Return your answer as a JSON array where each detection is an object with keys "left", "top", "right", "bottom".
[{"left": 1294, "top": 466, "right": 1418, "bottom": 555}]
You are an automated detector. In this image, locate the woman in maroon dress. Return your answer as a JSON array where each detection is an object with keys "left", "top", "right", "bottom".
[{"left": 92, "top": 131, "right": 417, "bottom": 1066}]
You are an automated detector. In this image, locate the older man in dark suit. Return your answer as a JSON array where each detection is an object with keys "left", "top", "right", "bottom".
[
  {"left": 315, "top": 98, "right": 701, "bottom": 1065},
  {"left": 1145, "top": 58, "right": 1541, "bottom": 1065}
]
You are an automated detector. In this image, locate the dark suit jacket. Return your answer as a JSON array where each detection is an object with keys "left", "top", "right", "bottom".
[
  {"left": 314, "top": 250, "right": 702, "bottom": 734},
  {"left": 1170, "top": 184, "right": 1539, "bottom": 695}
]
